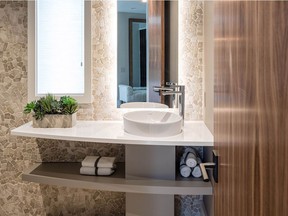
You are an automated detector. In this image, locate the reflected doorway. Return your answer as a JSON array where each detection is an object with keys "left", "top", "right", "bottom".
[{"left": 129, "top": 18, "right": 147, "bottom": 88}]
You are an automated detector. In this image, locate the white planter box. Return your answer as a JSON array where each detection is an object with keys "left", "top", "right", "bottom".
[{"left": 32, "top": 113, "right": 77, "bottom": 128}]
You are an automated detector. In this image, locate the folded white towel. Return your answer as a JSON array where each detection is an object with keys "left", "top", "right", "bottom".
[
  {"left": 80, "top": 167, "right": 115, "bottom": 176},
  {"left": 81, "top": 156, "right": 116, "bottom": 168},
  {"left": 192, "top": 166, "right": 202, "bottom": 178},
  {"left": 98, "top": 157, "right": 116, "bottom": 168},
  {"left": 81, "top": 156, "right": 100, "bottom": 167}
]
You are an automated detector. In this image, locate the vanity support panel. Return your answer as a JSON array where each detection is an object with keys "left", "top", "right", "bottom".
[
  {"left": 126, "top": 194, "right": 174, "bottom": 216},
  {"left": 203, "top": 146, "right": 214, "bottom": 216},
  {"left": 125, "top": 145, "right": 175, "bottom": 216},
  {"left": 126, "top": 145, "right": 175, "bottom": 180}
]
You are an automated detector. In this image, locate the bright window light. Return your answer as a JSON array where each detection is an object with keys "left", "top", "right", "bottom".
[{"left": 36, "top": 0, "right": 84, "bottom": 95}]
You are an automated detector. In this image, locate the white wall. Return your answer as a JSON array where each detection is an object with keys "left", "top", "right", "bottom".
[
  {"left": 167, "top": 0, "right": 178, "bottom": 83},
  {"left": 204, "top": 2, "right": 214, "bottom": 134}
]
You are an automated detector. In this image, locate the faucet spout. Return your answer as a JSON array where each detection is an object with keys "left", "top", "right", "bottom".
[
  {"left": 177, "top": 86, "right": 185, "bottom": 123},
  {"left": 153, "top": 84, "right": 185, "bottom": 124},
  {"left": 153, "top": 86, "right": 174, "bottom": 94}
]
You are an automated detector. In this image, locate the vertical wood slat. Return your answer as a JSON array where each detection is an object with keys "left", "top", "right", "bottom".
[
  {"left": 256, "top": 2, "right": 288, "bottom": 216},
  {"left": 214, "top": 1, "right": 288, "bottom": 216},
  {"left": 148, "top": 0, "right": 165, "bottom": 103}
]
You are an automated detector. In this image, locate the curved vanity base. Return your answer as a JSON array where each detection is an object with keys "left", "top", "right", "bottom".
[
  {"left": 125, "top": 145, "right": 176, "bottom": 216},
  {"left": 14, "top": 121, "right": 214, "bottom": 215},
  {"left": 126, "top": 194, "right": 174, "bottom": 216},
  {"left": 22, "top": 162, "right": 212, "bottom": 195}
]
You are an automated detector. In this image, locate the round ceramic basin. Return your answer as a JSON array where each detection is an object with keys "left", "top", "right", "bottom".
[
  {"left": 123, "top": 111, "right": 182, "bottom": 137},
  {"left": 120, "top": 102, "right": 169, "bottom": 108}
]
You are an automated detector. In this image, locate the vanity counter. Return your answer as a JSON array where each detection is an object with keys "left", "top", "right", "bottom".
[{"left": 11, "top": 121, "right": 213, "bottom": 146}]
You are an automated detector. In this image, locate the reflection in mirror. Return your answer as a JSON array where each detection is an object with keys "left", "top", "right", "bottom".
[
  {"left": 129, "top": 18, "right": 146, "bottom": 88},
  {"left": 120, "top": 102, "right": 168, "bottom": 109},
  {"left": 117, "top": 0, "right": 178, "bottom": 108},
  {"left": 117, "top": 0, "right": 147, "bottom": 107}
]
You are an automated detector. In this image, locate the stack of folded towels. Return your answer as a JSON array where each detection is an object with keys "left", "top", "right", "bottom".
[
  {"left": 180, "top": 147, "right": 202, "bottom": 178},
  {"left": 80, "top": 156, "right": 116, "bottom": 176}
]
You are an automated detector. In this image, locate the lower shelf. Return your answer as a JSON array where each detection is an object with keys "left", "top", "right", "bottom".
[{"left": 23, "top": 162, "right": 213, "bottom": 195}]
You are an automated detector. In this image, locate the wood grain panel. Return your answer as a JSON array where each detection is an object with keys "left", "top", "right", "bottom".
[
  {"left": 256, "top": 2, "right": 288, "bottom": 215},
  {"left": 214, "top": 1, "right": 288, "bottom": 216},
  {"left": 148, "top": 0, "right": 165, "bottom": 103}
]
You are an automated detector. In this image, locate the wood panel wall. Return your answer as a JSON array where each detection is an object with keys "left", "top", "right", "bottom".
[
  {"left": 148, "top": 0, "right": 165, "bottom": 103},
  {"left": 214, "top": 1, "right": 288, "bottom": 216}
]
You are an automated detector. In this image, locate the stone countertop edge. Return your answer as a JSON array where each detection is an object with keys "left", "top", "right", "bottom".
[{"left": 11, "top": 121, "right": 214, "bottom": 147}]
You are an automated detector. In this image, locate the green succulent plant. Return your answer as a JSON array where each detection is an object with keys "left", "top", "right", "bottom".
[
  {"left": 24, "top": 94, "right": 79, "bottom": 120},
  {"left": 59, "top": 96, "right": 79, "bottom": 115}
]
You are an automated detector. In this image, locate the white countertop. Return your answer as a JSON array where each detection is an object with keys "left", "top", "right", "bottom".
[{"left": 11, "top": 121, "right": 213, "bottom": 146}]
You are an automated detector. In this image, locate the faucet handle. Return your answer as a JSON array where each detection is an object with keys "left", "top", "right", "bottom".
[
  {"left": 166, "top": 82, "right": 178, "bottom": 86},
  {"left": 153, "top": 86, "right": 163, "bottom": 92},
  {"left": 166, "top": 82, "right": 184, "bottom": 88},
  {"left": 153, "top": 86, "right": 174, "bottom": 92}
]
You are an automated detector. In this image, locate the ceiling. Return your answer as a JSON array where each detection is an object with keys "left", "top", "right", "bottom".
[{"left": 117, "top": 0, "right": 147, "bottom": 14}]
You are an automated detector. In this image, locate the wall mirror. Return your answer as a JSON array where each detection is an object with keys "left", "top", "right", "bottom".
[{"left": 117, "top": 0, "right": 178, "bottom": 108}]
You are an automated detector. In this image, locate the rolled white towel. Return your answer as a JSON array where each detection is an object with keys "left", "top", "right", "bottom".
[
  {"left": 192, "top": 166, "right": 202, "bottom": 178},
  {"left": 179, "top": 157, "right": 191, "bottom": 178},
  {"left": 184, "top": 147, "right": 198, "bottom": 154},
  {"left": 180, "top": 164, "right": 191, "bottom": 177},
  {"left": 184, "top": 152, "right": 197, "bottom": 168},
  {"left": 81, "top": 156, "right": 116, "bottom": 168},
  {"left": 98, "top": 157, "right": 116, "bottom": 168},
  {"left": 80, "top": 167, "right": 115, "bottom": 176},
  {"left": 183, "top": 147, "right": 199, "bottom": 168}
]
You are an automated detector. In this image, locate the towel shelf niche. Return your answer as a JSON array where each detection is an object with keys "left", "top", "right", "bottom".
[{"left": 23, "top": 162, "right": 213, "bottom": 195}]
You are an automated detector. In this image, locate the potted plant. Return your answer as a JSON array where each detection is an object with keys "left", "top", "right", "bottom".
[{"left": 24, "top": 94, "right": 79, "bottom": 128}]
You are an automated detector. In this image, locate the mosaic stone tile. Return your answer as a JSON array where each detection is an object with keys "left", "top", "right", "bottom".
[
  {"left": 179, "top": 0, "right": 204, "bottom": 120},
  {"left": 40, "top": 185, "right": 125, "bottom": 216},
  {"left": 175, "top": 195, "right": 204, "bottom": 216},
  {"left": 0, "top": 1, "right": 125, "bottom": 215},
  {"left": 0, "top": 1, "right": 205, "bottom": 215},
  {"left": 36, "top": 139, "right": 125, "bottom": 163}
]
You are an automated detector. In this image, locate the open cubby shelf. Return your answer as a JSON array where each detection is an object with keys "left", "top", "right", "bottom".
[{"left": 23, "top": 162, "right": 213, "bottom": 195}]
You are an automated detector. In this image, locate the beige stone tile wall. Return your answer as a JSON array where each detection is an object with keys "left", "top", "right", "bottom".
[
  {"left": 0, "top": 0, "right": 204, "bottom": 215},
  {"left": 0, "top": 1, "right": 125, "bottom": 215},
  {"left": 179, "top": 0, "right": 204, "bottom": 120},
  {"left": 178, "top": 2, "right": 205, "bottom": 212}
]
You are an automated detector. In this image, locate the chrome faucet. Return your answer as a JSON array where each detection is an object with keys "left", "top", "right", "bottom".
[{"left": 153, "top": 82, "right": 185, "bottom": 123}]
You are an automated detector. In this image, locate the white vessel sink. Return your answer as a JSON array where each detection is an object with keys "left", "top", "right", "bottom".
[
  {"left": 123, "top": 111, "right": 182, "bottom": 137},
  {"left": 120, "top": 102, "right": 169, "bottom": 108}
]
